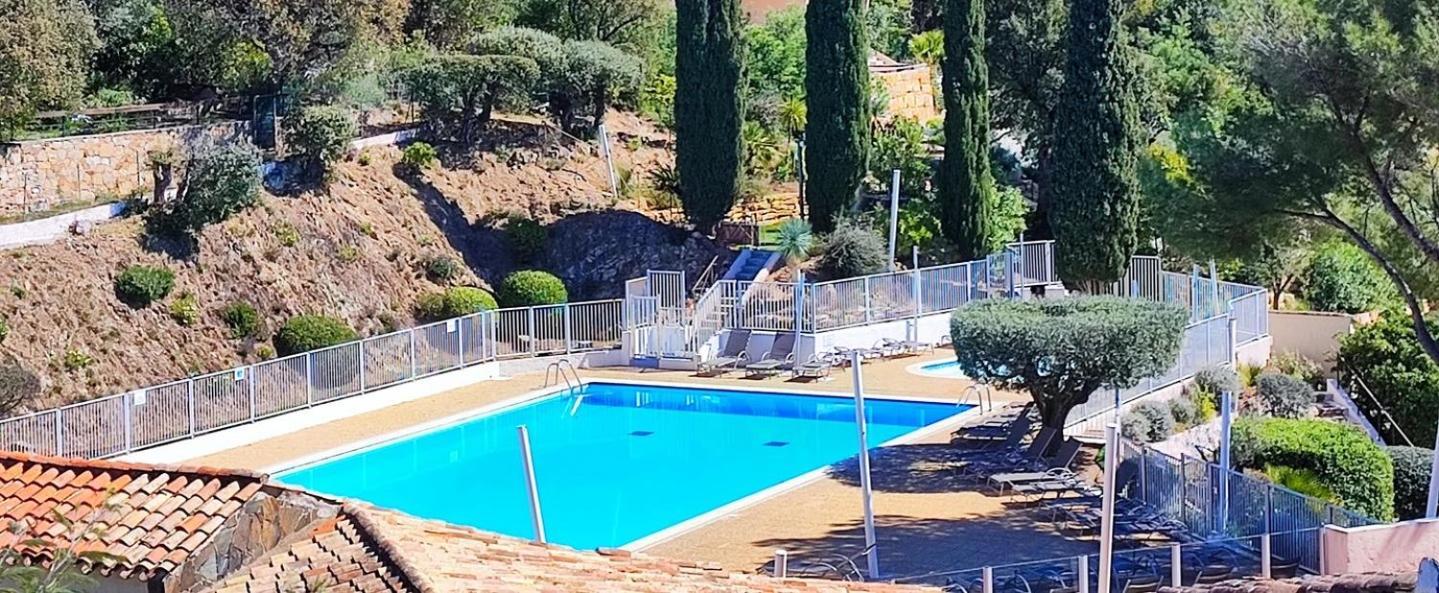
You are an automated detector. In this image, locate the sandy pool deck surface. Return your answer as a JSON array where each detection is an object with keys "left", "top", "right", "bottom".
[{"left": 186, "top": 356, "right": 1094, "bottom": 577}]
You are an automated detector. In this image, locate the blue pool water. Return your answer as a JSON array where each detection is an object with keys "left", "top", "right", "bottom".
[
  {"left": 278, "top": 382, "right": 965, "bottom": 549},
  {"left": 919, "top": 359, "right": 971, "bottom": 379}
]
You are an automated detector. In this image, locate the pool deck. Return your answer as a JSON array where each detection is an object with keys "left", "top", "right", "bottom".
[{"left": 183, "top": 354, "right": 1091, "bottom": 578}]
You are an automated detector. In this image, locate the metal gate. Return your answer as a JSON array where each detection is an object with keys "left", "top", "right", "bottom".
[{"left": 631, "top": 271, "right": 688, "bottom": 357}]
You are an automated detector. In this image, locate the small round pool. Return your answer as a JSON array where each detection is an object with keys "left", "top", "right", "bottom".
[{"left": 910, "top": 359, "right": 972, "bottom": 379}]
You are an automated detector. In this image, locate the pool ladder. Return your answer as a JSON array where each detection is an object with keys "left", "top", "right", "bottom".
[
  {"left": 960, "top": 384, "right": 994, "bottom": 412},
  {"left": 544, "top": 359, "right": 581, "bottom": 393}
]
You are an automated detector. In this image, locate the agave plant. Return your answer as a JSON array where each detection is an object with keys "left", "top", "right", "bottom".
[{"left": 774, "top": 218, "right": 815, "bottom": 264}]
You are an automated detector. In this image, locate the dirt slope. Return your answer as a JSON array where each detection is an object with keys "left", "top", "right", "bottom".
[{"left": 0, "top": 114, "right": 715, "bottom": 409}]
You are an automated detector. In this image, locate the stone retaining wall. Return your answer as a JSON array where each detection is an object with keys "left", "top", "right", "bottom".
[{"left": 0, "top": 121, "right": 249, "bottom": 218}]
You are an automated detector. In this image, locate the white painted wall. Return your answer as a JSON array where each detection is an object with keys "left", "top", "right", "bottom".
[{"left": 0, "top": 201, "right": 127, "bottom": 250}]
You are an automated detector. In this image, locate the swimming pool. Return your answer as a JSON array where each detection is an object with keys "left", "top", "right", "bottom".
[
  {"left": 278, "top": 382, "right": 967, "bottom": 549},
  {"left": 914, "top": 359, "right": 971, "bottom": 379}
]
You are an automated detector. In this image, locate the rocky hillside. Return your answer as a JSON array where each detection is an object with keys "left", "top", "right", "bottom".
[{"left": 0, "top": 114, "right": 729, "bottom": 409}]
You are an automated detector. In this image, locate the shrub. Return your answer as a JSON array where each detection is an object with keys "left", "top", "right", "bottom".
[
  {"left": 400, "top": 142, "right": 438, "bottom": 171},
  {"left": 62, "top": 349, "right": 93, "bottom": 371},
  {"left": 1264, "top": 465, "right": 1338, "bottom": 502},
  {"left": 1193, "top": 390, "right": 1219, "bottom": 422},
  {"left": 498, "top": 270, "right": 568, "bottom": 307},
  {"left": 1168, "top": 396, "right": 1199, "bottom": 426},
  {"left": 284, "top": 105, "right": 357, "bottom": 180},
  {"left": 423, "top": 254, "right": 462, "bottom": 283},
  {"left": 1305, "top": 241, "right": 1395, "bottom": 313},
  {"left": 416, "top": 287, "right": 498, "bottom": 321},
  {"left": 775, "top": 218, "right": 815, "bottom": 263},
  {"left": 1194, "top": 365, "right": 1242, "bottom": 397},
  {"left": 1120, "top": 412, "right": 1152, "bottom": 443},
  {"left": 1339, "top": 314, "right": 1439, "bottom": 446},
  {"left": 1232, "top": 417, "right": 1394, "bottom": 520},
  {"left": 506, "top": 216, "right": 547, "bottom": 262},
  {"left": 1131, "top": 401, "right": 1175, "bottom": 442},
  {"left": 0, "top": 317, "right": 8, "bottom": 344},
  {"left": 220, "top": 301, "right": 262, "bottom": 339},
  {"left": 1387, "top": 446, "right": 1432, "bottom": 520},
  {"left": 114, "top": 265, "right": 175, "bottom": 306},
  {"left": 0, "top": 362, "right": 38, "bottom": 417},
  {"left": 817, "top": 218, "right": 889, "bottom": 279},
  {"left": 150, "top": 141, "right": 262, "bottom": 235},
  {"left": 1256, "top": 372, "right": 1315, "bottom": 418},
  {"left": 1270, "top": 351, "right": 1325, "bottom": 388},
  {"left": 169, "top": 292, "right": 200, "bottom": 326},
  {"left": 274, "top": 315, "right": 359, "bottom": 356}
]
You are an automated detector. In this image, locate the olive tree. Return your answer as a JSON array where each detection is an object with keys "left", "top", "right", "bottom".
[
  {"left": 405, "top": 54, "right": 540, "bottom": 144},
  {"left": 950, "top": 296, "right": 1189, "bottom": 435},
  {"left": 552, "top": 40, "right": 643, "bottom": 136}
]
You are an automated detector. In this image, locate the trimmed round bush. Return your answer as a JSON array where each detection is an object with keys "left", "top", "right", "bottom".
[
  {"left": 417, "top": 287, "right": 498, "bottom": 321},
  {"left": 274, "top": 315, "right": 359, "bottom": 356},
  {"left": 115, "top": 265, "right": 175, "bottom": 307},
  {"left": 1168, "top": 396, "right": 1199, "bottom": 426},
  {"left": 817, "top": 218, "right": 888, "bottom": 279},
  {"left": 1256, "top": 372, "right": 1314, "bottom": 419},
  {"left": 285, "top": 105, "right": 357, "bottom": 179},
  {"left": 401, "top": 142, "right": 438, "bottom": 171},
  {"left": 498, "top": 270, "right": 568, "bottom": 307},
  {"left": 1120, "top": 412, "right": 1152, "bottom": 443},
  {"left": 1232, "top": 417, "right": 1395, "bottom": 520},
  {"left": 505, "top": 216, "right": 547, "bottom": 262},
  {"left": 1132, "top": 401, "right": 1175, "bottom": 442},
  {"left": 1194, "top": 365, "right": 1241, "bottom": 397},
  {"left": 220, "top": 301, "right": 262, "bottom": 339},
  {"left": 1305, "top": 241, "right": 1394, "bottom": 313},
  {"left": 1387, "top": 445, "right": 1433, "bottom": 520},
  {"left": 0, "top": 362, "right": 38, "bottom": 417}
]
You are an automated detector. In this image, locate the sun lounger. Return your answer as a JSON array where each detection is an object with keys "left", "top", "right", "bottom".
[
  {"left": 988, "top": 439, "right": 1084, "bottom": 491},
  {"left": 956, "top": 427, "right": 1057, "bottom": 479},
  {"left": 955, "top": 416, "right": 1033, "bottom": 455},
  {"left": 745, "top": 333, "right": 797, "bottom": 378},
  {"left": 881, "top": 338, "right": 932, "bottom": 356},
  {"left": 792, "top": 351, "right": 837, "bottom": 380},
  {"left": 698, "top": 329, "right": 750, "bottom": 376}
]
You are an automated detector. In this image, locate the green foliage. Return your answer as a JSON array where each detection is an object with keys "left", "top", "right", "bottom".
[
  {"left": 505, "top": 216, "right": 547, "bottom": 262},
  {"left": 774, "top": 218, "right": 814, "bottom": 263},
  {"left": 551, "top": 40, "right": 644, "bottom": 136},
  {"left": 1168, "top": 396, "right": 1199, "bottom": 426},
  {"left": 817, "top": 218, "right": 888, "bottom": 279},
  {"left": 986, "top": 185, "right": 1029, "bottom": 253},
  {"left": 804, "top": 0, "right": 870, "bottom": 233},
  {"left": 400, "top": 142, "right": 438, "bottom": 170},
  {"left": 938, "top": 0, "right": 996, "bottom": 260},
  {"left": 405, "top": 0, "right": 514, "bottom": 50},
  {"left": 0, "top": 316, "right": 7, "bottom": 344},
  {"left": 951, "top": 296, "right": 1189, "bottom": 433},
  {"left": 1255, "top": 372, "right": 1314, "bottom": 419},
  {"left": 513, "top": 0, "right": 661, "bottom": 48},
  {"left": 745, "top": 8, "right": 806, "bottom": 100},
  {"left": 220, "top": 301, "right": 261, "bottom": 339},
  {"left": 1386, "top": 446, "right": 1432, "bottom": 520},
  {"left": 909, "top": 29, "right": 944, "bottom": 66},
  {"left": 168, "top": 291, "right": 199, "bottom": 326},
  {"left": 1232, "top": 417, "right": 1394, "bottom": 520},
  {"left": 274, "top": 314, "right": 358, "bottom": 356},
  {"left": 1264, "top": 465, "right": 1338, "bottom": 503},
  {"left": 284, "top": 105, "right": 358, "bottom": 180},
  {"left": 1194, "top": 365, "right": 1241, "bottom": 397},
  {"left": 498, "top": 270, "right": 568, "bottom": 307},
  {"left": 1122, "top": 400, "right": 1174, "bottom": 443},
  {"left": 0, "top": 362, "right": 38, "bottom": 417},
  {"left": 422, "top": 254, "right": 462, "bottom": 283},
  {"left": 1120, "top": 412, "right": 1151, "bottom": 443},
  {"left": 62, "top": 349, "right": 93, "bottom": 371},
  {"left": 1305, "top": 242, "right": 1394, "bottom": 314},
  {"left": 114, "top": 264, "right": 175, "bottom": 307},
  {"left": 870, "top": 117, "right": 932, "bottom": 197},
  {"left": 1193, "top": 390, "right": 1219, "bottom": 422},
  {"left": 1339, "top": 314, "right": 1439, "bottom": 447},
  {"left": 0, "top": 0, "right": 98, "bottom": 139},
  {"left": 1269, "top": 351, "right": 1324, "bottom": 388},
  {"left": 894, "top": 196, "right": 944, "bottom": 257},
  {"left": 150, "top": 140, "right": 262, "bottom": 235},
  {"left": 1048, "top": 0, "right": 1142, "bottom": 287},
  {"left": 674, "top": 0, "right": 744, "bottom": 229},
  {"left": 416, "top": 286, "right": 498, "bottom": 321},
  {"left": 404, "top": 53, "right": 540, "bottom": 144}
]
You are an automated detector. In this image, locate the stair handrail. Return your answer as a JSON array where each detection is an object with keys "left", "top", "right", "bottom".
[
  {"left": 1341, "top": 366, "right": 1414, "bottom": 447},
  {"left": 691, "top": 255, "right": 722, "bottom": 299}
]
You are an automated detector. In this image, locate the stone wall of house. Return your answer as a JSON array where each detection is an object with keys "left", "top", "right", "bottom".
[
  {"left": 0, "top": 121, "right": 249, "bottom": 218},
  {"left": 873, "top": 65, "right": 938, "bottom": 122}
]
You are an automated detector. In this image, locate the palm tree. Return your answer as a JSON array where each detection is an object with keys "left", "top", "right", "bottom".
[{"left": 908, "top": 30, "right": 944, "bottom": 112}]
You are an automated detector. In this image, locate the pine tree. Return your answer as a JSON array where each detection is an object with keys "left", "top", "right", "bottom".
[
  {"left": 675, "top": 0, "right": 744, "bottom": 229},
  {"left": 1047, "top": 0, "right": 1142, "bottom": 289},
  {"left": 804, "top": 0, "right": 870, "bottom": 233},
  {"left": 938, "top": 0, "right": 995, "bottom": 260}
]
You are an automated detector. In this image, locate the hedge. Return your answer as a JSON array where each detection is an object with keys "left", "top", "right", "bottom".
[
  {"left": 1255, "top": 372, "right": 1314, "bottom": 419},
  {"left": 274, "top": 315, "right": 359, "bottom": 356},
  {"left": 114, "top": 265, "right": 175, "bottom": 307},
  {"left": 498, "top": 270, "right": 568, "bottom": 307},
  {"left": 1232, "top": 417, "right": 1394, "bottom": 520},
  {"left": 1386, "top": 446, "right": 1432, "bottom": 520},
  {"left": 1338, "top": 313, "right": 1439, "bottom": 447},
  {"left": 417, "top": 287, "right": 498, "bottom": 321}
]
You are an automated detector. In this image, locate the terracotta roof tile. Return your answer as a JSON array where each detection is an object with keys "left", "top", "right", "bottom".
[{"left": 0, "top": 451, "right": 268, "bottom": 580}]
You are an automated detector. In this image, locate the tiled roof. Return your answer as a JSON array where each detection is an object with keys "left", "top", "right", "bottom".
[
  {"left": 210, "top": 503, "right": 941, "bottom": 593},
  {"left": 0, "top": 451, "right": 268, "bottom": 580}
]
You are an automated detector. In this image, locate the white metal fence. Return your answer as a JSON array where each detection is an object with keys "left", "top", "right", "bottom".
[{"left": 0, "top": 300, "right": 624, "bottom": 459}]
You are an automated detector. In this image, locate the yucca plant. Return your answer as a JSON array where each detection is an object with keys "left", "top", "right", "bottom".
[{"left": 775, "top": 218, "right": 815, "bottom": 264}]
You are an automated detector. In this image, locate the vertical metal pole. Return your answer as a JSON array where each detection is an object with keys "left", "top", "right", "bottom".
[
  {"left": 1228, "top": 314, "right": 1239, "bottom": 367},
  {"left": 1077, "top": 556, "right": 1090, "bottom": 593},
  {"left": 887, "top": 169, "right": 901, "bottom": 271},
  {"left": 598, "top": 124, "right": 618, "bottom": 198},
  {"left": 53, "top": 410, "right": 62, "bottom": 456},
  {"left": 863, "top": 277, "right": 873, "bottom": 323},
  {"left": 409, "top": 330, "right": 418, "bottom": 378},
  {"left": 1261, "top": 533, "right": 1272, "bottom": 578},
  {"left": 563, "top": 304, "right": 574, "bottom": 353},
  {"left": 357, "top": 341, "right": 367, "bottom": 393},
  {"left": 528, "top": 307, "right": 537, "bottom": 355},
  {"left": 187, "top": 380, "right": 196, "bottom": 437},
  {"left": 305, "top": 353, "right": 314, "bottom": 406},
  {"left": 1265, "top": 485, "right": 1274, "bottom": 534},
  {"left": 1170, "top": 544, "right": 1182, "bottom": 587},
  {"left": 489, "top": 310, "right": 499, "bottom": 361},
  {"left": 1098, "top": 423, "right": 1120, "bottom": 593},
  {"left": 123, "top": 392, "right": 133, "bottom": 452},
  {"left": 912, "top": 245, "right": 919, "bottom": 271},
  {"left": 794, "top": 271, "right": 806, "bottom": 340},
  {"left": 247, "top": 367, "right": 257, "bottom": 422},
  {"left": 851, "top": 350, "right": 880, "bottom": 578},
  {"left": 1426, "top": 423, "right": 1439, "bottom": 518},
  {"left": 517, "top": 425, "right": 546, "bottom": 543},
  {"left": 797, "top": 139, "right": 807, "bottom": 219},
  {"left": 982, "top": 566, "right": 994, "bottom": 593},
  {"left": 773, "top": 549, "right": 789, "bottom": 578},
  {"left": 1139, "top": 449, "right": 1148, "bottom": 502},
  {"left": 458, "top": 318, "right": 466, "bottom": 366},
  {"left": 1219, "top": 391, "right": 1233, "bottom": 535}
]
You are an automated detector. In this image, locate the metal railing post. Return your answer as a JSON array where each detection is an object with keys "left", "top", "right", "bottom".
[
  {"left": 123, "top": 392, "right": 133, "bottom": 452},
  {"left": 863, "top": 277, "right": 872, "bottom": 323},
  {"left": 528, "top": 307, "right": 537, "bottom": 355},
  {"left": 564, "top": 304, "right": 574, "bottom": 353},
  {"left": 1077, "top": 556, "right": 1090, "bottom": 593},
  {"left": 187, "top": 380, "right": 196, "bottom": 437},
  {"left": 457, "top": 318, "right": 466, "bottom": 367},
  {"left": 247, "top": 367, "right": 257, "bottom": 422},
  {"left": 409, "top": 329, "right": 418, "bottom": 377},
  {"left": 773, "top": 549, "right": 788, "bottom": 578},
  {"left": 1170, "top": 544, "right": 1182, "bottom": 587},
  {"left": 53, "top": 410, "right": 62, "bottom": 456},
  {"left": 305, "top": 353, "right": 314, "bottom": 407},
  {"left": 357, "top": 341, "right": 367, "bottom": 393},
  {"left": 982, "top": 566, "right": 994, "bottom": 593},
  {"left": 1261, "top": 533, "right": 1272, "bottom": 578},
  {"left": 489, "top": 311, "right": 498, "bottom": 360}
]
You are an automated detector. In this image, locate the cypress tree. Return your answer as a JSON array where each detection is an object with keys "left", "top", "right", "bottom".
[
  {"left": 938, "top": 0, "right": 994, "bottom": 260},
  {"left": 1047, "top": 0, "right": 1142, "bottom": 289},
  {"left": 675, "top": 0, "right": 744, "bottom": 230},
  {"left": 804, "top": 0, "right": 870, "bottom": 233}
]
